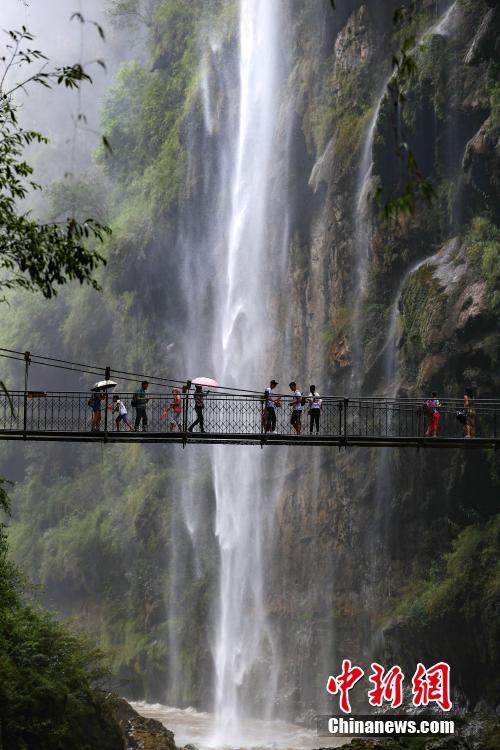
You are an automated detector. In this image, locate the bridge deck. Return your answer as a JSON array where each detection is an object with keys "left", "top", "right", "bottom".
[
  {"left": 0, "top": 429, "right": 497, "bottom": 448},
  {"left": 0, "top": 391, "right": 498, "bottom": 448}
]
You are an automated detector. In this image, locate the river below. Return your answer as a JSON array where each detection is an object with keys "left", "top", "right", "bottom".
[{"left": 131, "top": 703, "right": 347, "bottom": 749}]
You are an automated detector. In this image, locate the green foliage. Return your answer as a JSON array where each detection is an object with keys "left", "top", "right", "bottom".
[
  {"left": 490, "top": 80, "right": 500, "bottom": 128},
  {"left": 99, "top": 5, "right": 200, "bottom": 233},
  {"left": 323, "top": 306, "right": 352, "bottom": 346},
  {"left": 0, "top": 27, "right": 110, "bottom": 298},
  {"left": 107, "top": 0, "right": 156, "bottom": 29},
  {"left": 334, "top": 109, "right": 373, "bottom": 178},
  {"left": 376, "top": 6, "right": 441, "bottom": 220},
  {"left": 397, "top": 515, "right": 500, "bottom": 680},
  {"left": 399, "top": 263, "right": 445, "bottom": 363},
  {"left": 0, "top": 482, "right": 123, "bottom": 749},
  {"left": 5, "top": 442, "right": 216, "bottom": 702},
  {"left": 466, "top": 217, "right": 500, "bottom": 313}
]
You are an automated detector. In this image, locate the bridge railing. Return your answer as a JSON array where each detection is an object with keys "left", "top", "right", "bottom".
[{"left": 0, "top": 392, "right": 498, "bottom": 440}]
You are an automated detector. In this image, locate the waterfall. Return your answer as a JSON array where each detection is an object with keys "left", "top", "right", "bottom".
[
  {"left": 433, "top": 1, "right": 458, "bottom": 38},
  {"left": 170, "top": 0, "right": 291, "bottom": 730},
  {"left": 350, "top": 87, "right": 387, "bottom": 390},
  {"left": 211, "top": 1, "right": 287, "bottom": 741},
  {"left": 350, "top": 1, "right": 457, "bottom": 391}
]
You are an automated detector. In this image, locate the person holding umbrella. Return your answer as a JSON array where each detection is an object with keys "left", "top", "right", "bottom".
[
  {"left": 88, "top": 379, "right": 117, "bottom": 432},
  {"left": 88, "top": 391, "right": 103, "bottom": 431},
  {"left": 188, "top": 385, "right": 207, "bottom": 433},
  {"left": 186, "top": 377, "right": 219, "bottom": 434}
]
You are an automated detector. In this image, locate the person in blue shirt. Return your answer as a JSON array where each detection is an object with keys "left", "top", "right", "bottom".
[{"left": 89, "top": 392, "right": 103, "bottom": 432}]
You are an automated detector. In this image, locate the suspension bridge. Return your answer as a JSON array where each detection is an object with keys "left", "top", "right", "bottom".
[
  {"left": 0, "top": 390, "right": 498, "bottom": 448},
  {"left": 0, "top": 349, "right": 498, "bottom": 448}
]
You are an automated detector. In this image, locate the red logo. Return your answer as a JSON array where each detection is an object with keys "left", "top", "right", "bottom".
[
  {"left": 326, "top": 659, "right": 365, "bottom": 714},
  {"left": 326, "top": 661, "right": 452, "bottom": 713},
  {"left": 368, "top": 663, "right": 404, "bottom": 708},
  {"left": 412, "top": 662, "right": 452, "bottom": 711}
]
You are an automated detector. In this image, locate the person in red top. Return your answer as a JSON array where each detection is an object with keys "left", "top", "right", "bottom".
[
  {"left": 424, "top": 391, "right": 441, "bottom": 437},
  {"left": 168, "top": 388, "right": 182, "bottom": 433}
]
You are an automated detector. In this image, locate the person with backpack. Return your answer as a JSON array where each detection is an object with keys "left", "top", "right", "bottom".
[
  {"left": 112, "top": 395, "right": 133, "bottom": 431},
  {"left": 308, "top": 385, "right": 322, "bottom": 435},
  {"left": 289, "top": 381, "right": 303, "bottom": 435},
  {"left": 132, "top": 381, "right": 149, "bottom": 431},
  {"left": 188, "top": 385, "right": 207, "bottom": 433},
  {"left": 424, "top": 391, "right": 441, "bottom": 437}
]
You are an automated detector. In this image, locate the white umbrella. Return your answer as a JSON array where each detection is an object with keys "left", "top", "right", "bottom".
[{"left": 91, "top": 379, "right": 117, "bottom": 391}]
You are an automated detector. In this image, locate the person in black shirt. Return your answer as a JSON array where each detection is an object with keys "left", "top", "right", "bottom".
[{"left": 188, "top": 385, "right": 206, "bottom": 433}]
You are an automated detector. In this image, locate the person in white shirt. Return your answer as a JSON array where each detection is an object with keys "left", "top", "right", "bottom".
[
  {"left": 289, "top": 381, "right": 302, "bottom": 435},
  {"left": 308, "top": 385, "right": 322, "bottom": 434},
  {"left": 263, "top": 379, "right": 280, "bottom": 433},
  {"left": 112, "top": 395, "right": 133, "bottom": 431}
]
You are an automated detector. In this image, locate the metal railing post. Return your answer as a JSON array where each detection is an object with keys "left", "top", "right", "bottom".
[
  {"left": 338, "top": 399, "right": 343, "bottom": 437},
  {"left": 104, "top": 365, "right": 110, "bottom": 442},
  {"left": 23, "top": 351, "right": 30, "bottom": 439},
  {"left": 343, "top": 398, "right": 349, "bottom": 443},
  {"left": 183, "top": 380, "right": 191, "bottom": 447}
]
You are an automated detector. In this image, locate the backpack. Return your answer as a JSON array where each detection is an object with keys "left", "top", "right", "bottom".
[{"left": 131, "top": 394, "right": 138, "bottom": 408}]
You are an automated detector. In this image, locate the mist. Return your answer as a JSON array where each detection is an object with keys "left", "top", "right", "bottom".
[{"left": 1, "top": 0, "right": 135, "bottom": 186}]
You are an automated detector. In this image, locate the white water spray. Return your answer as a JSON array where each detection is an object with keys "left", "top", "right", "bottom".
[
  {"left": 350, "top": 87, "right": 388, "bottom": 389},
  {"left": 210, "top": 1, "right": 287, "bottom": 743}
]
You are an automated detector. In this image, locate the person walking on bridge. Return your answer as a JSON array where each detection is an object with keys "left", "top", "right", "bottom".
[
  {"left": 264, "top": 380, "right": 280, "bottom": 433},
  {"left": 132, "top": 381, "right": 149, "bottom": 431},
  {"left": 188, "top": 385, "right": 206, "bottom": 433},
  {"left": 168, "top": 388, "right": 182, "bottom": 432},
  {"left": 464, "top": 387, "right": 476, "bottom": 438},
  {"left": 289, "top": 382, "right": 303, "bottom": 435},
  {"left": 113, "top": 395, "right": 133, "bottom": 431},
  {"left": 308, "top": 385, "right": 321, "bottom": 435},
  {"left": 88, "top": 391, "right": 103, "bottom": 432},
  {"left": 424, "top": 391, "right": 441, "bottom": 437}
]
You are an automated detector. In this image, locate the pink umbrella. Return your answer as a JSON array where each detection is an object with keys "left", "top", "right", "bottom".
[{"left": 192, "top": 377, "right": 220, "bottom": 388}]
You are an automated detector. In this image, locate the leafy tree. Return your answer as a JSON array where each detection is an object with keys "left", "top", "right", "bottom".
[
  {"left": 0, "top": 26, "right": 111, "bottom": 299},
  {"left": 0, "top": 479, "right": 123, "bottom": 749},
  {"left": 107, "top": 0, "right": 156, "bottom": 29}
]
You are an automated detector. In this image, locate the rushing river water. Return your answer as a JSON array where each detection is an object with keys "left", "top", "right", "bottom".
[{"left": 132, "top": 703, "right": 346, "bottom": 750}]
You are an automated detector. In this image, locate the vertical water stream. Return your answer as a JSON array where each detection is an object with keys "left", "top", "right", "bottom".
[
  {"left": 211, "top": 2, "right": 287, "bottom": 742},
  {"left": 173, "top": 0, "right": 291, "bottom": 741}
]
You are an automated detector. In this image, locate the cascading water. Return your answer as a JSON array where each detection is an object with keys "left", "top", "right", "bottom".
[
  {"left": 168, "top": 0, "right": 460, "bottom": 732},
  {"left": 350, "top": 88, "right": 388, "bottom": 390},
  {"left": 365, "top": 1, "right": 458, "bottom": 663},
  {"left": 351, "top": 1, "right": 457, "bottom": 392},
  {"left": 168, "top": 0, "right": 291, "bottom": 730},
  {"left": 211, "top": 2, "right": 288, "bottom": 742}
]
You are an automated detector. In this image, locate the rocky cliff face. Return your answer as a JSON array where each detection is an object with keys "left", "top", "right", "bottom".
[{"left": 266, "top": 0, "right": 500, "bottom": 716}]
